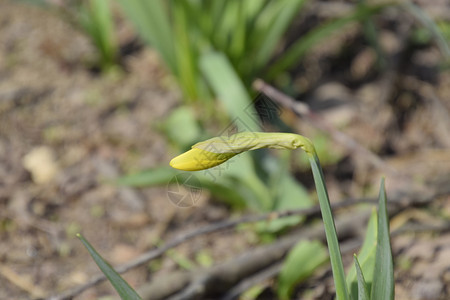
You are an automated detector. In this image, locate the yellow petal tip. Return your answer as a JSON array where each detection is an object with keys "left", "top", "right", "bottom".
[{"left": 170, "top": 148, "right": 236, "bottom": 171}]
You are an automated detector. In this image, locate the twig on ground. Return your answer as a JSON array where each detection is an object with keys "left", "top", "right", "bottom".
[
  {"left": 220, "top": 262, "right": 283, "bottom": 300},
  {"left": 392, "top": 222, "right": 450, "bottom": 236},
  {"left": 252, "top": 79, "right": 398, "bottom": 176},
  {"left": 0, "top": 265, "right": 47, "bottom": 299},
  {"left": 404, "top": 76, "right": 450, "bottom": 148}
]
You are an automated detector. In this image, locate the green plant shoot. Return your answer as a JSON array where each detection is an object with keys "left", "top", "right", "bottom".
[
  {"left": 170, "top": 132, "right": 314, "bottom": 171},
  {"left": 170, "top": 132, "right": 349, "bottom": 299}
]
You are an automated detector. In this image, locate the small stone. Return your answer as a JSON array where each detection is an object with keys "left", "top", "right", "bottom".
[
  {"left": 406, "top": 242, "right": 435, "bottom": 261},
  {"left": 23, "top": 146, "right": 59, "bottom": 184},
  {"left": 412, "top": 280, "right": 443, "bottom": 300}
]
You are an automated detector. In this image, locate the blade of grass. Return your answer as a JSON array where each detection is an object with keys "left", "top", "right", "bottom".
[
  {"left": 266, "top": 3, "right": 387, "bottom": 79},
  {"left": 242, "top": 0, "right": 268, "bottom": 23},
  {"left": 358, "top": 0, "right": 386, "bottom": 70},
  {"left": 213, "top": 152, "right": 272, "bottom": 211},
  {"left": 228, "top": 1, "right": 247, "bottom": 65},
  {"left": 163, "top": 106, "right": 202, "bottom": 149},
  {"left": 209, "top": 0, "right": 228, "bottom": 47},
  {"left": 172, "top": 1, "right": 202, "bottom": 101},
  {"left": 251, "top": 0, "right": 306, "bottom": 72},
  {"left": 308, "top": 154, "right": 349, "bottom": 300},
  {"left": 77, "top": 234, "right": 142, "bottom": 300},
  {"left": 115, "top": 166, "right": 179, "bottom": 187},
  {"left": 212, "top": 0, "right": 239, "bottom": 51},
  {"left": 115, "top": 162, "right": 269, "bottom": 210},
  {"left": 116, "top": 0, "right": 176, "bottom": 73},
  {"left": 346, "top": 208, "right": 377, "bottom": 299},
  {"left": 79, "top": 0, "right": 118, "bottom": 70},
  {"left": 354, "top": 255, "right": 370, "bottom": 300},
  {"left": 265, "top": 172, "right": 311, "bottom": 231},
  {"left": 263, "top": 153, "right": 312, "bottom": 231},
  {"left": 404, "top": 2, "right": 450, "bottom": 60},
  {"left": 175, "top": 0, "right": 213, "bottom": 49},
  {"left": 199, "top": 51, "right": 260, "bottom": 132},
  {"left": 277, "top": 240, "right": 328, "bottom": 300},
  {"left": 370, "top": 178, "right": 394, "bottom": 300}
]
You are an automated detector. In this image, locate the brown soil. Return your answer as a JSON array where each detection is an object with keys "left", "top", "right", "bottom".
[{"left": 0, "top": 1, "right": 449, "bottom": 300}]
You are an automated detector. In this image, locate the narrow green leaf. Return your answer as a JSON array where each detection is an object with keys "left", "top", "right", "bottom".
[
  {"left": 116, "top": 0, "right": 176, "bottom": 73},
  {"left": 370, "top": 178, "right": 394, "bottom": 300},
  {"left": 172, "top": 1, "right": 202, "bottom": 100},
  {"left": 209, "top": 1, "right": 228, "bottom": 47},
  {"left": 199, "top": 155, "right": 271, "bottom": 210},
  {"left": 79, "top": 0, "right": 118, "bottom": 69},
  {"left": 354, "top": 255, "right": 370, "bottom": 300},
  {"left": 359, "top": 0, "right": 386, "bottom": 70},
  {"left": 207, "top": 152, "right": 272, "bottom": 211},
  {"left": 115, "top": 166, "right": 179, "bottom": 187},
  {"left": 263, "top": 170, "right": 311, "bottom": 232},
  {"left": 163, "top": 106, "right": 202, "bottom": 149},
  {"left": 242, "top": 0, "right": 267, "bottom": 23},
  {"left": 251, "top": 0, "right": 306, "bottom": 71},
  {"left": 77, "top": 234, "right": 142, "bottom": 300},
  {"left": 308, "top": 154, "right": 349, "bottom": 300},
  {"left": 404, "top": 2, "right": 450, "bottom": 59},
  {"left": 227, "top": 1, "right": 246, "bottom": 63},
  {"left": 215, "top": 0, "right": 241, "bottom": 51},
  {"left": 267, "top": 4, "right": 387, "bottom": 79},
  {"left": 181, "top": 0, "right": 215, "bottom": 40},
  {"left": 199, "top": 51, "right": 260, "bottom": 132},
  {"left": 90, "top": 0, "right": 116, "bottom": 65},
  {"left": 115, "top": 160, "right": 269, "bottom": 210},
  {"left": 277, "top": 240, "right": 328, "bottom": 300},
  {"left": 346, "top": 208, "right": 378, "bottom": 299}
]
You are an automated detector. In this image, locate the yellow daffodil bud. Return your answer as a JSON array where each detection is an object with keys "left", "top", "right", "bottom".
[
  {"left": 169, "top": 147, "right": 237, "bottom": 171},
  {"left": 170, "top": 132, "right": 315, "bottom": 171}
]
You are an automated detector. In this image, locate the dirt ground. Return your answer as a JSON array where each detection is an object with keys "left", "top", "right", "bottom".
[{"left": 0, "top": 1, "right": 449, "bottom": 300}]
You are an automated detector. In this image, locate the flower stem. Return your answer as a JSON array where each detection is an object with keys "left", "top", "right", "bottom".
[{"left": 308, "top": 153, "right": 349, "bottom": 300}]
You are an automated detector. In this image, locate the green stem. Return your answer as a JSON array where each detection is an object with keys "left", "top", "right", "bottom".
[{"left": 308, "top": 153, "right": 349, "bottom": 300}]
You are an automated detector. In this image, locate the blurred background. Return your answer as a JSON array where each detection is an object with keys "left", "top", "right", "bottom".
[{"left": 0, "top": 0, "right": 449, "bottom": 299}]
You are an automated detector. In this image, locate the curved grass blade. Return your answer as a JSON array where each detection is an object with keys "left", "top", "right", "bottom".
[
  {"left": 79, "top": 0, "right": 118, "bottom": 70},
  {"left": 404, "top": 2, "right": 450, "bottom": 59},
  {"left": 346, "top": 208, "right": 377, "bottom": 299},
  {"left": 354, "top": 255, "right": 370, "bottom": 300},
  {"left": 115, "top": 166, "right": 179, "bottom": 187},
  {"left": 199, "top": 51, "right": 260, "bottom": 132},
  {"left": 116, "top": 0, "right": 176, "bottom": 73},
  {"left": 277, "top": 240, "right": 328, "bottom": 300},
  {"left": 267, "top": 4, "right": 387, "bottom": 79},
  {"left": 250, "top": 0, "right": 306, "bottom": 72},
  {"left": 77, "top": 234, "right": 142, "bottom": 300}
]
